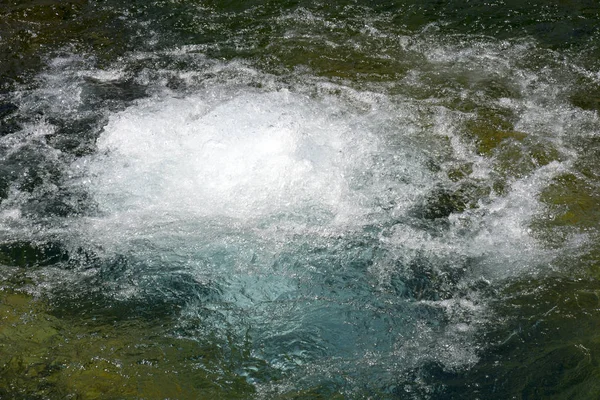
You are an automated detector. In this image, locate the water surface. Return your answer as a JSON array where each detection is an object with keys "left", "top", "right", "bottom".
[{"left": 1, "top": 0, "right": 600, "bottom": 398}]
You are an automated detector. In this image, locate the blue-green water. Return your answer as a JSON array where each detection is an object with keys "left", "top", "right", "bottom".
[{"left": 1, "top": 1, "right": 600, "bottom": 398}]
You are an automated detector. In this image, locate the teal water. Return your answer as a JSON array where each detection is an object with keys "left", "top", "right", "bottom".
[{"left": 1, "top": 1, "right": 600, "bottom": 398}]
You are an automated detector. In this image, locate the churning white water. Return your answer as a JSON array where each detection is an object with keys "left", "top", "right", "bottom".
[
  {"left": 3, "top": 0, "right": 600, "bottom": 394},
  {"left": 84, "top": 89, "right": 383, "bottom": 223},
  {"left": 0, "top": 54, "right": 570, "bottom": 394}
]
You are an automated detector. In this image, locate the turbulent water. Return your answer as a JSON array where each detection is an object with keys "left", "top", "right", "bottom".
[{"left": 1, "top": 1, "right": 600, "bottom": 399}]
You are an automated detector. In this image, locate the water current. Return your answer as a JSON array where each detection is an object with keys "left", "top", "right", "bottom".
[{"left": 1, "top": 0, "right": 600, "bottom": 398}]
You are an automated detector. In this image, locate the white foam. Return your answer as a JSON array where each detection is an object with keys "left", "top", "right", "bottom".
[
  {"left": 78, "top": 87, "right": 411, "bottom": 231},
  {"left": 3, "top": 45, "right": 589, "bottom": 391}
]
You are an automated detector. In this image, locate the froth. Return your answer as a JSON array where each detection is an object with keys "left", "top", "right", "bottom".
[{"left": 81, "top": 88, "right": 385, "bottom": 227}]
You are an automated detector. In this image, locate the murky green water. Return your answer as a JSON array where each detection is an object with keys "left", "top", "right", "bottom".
[{"left": 1, "top": 0, "right": 600, "bottom": 398}]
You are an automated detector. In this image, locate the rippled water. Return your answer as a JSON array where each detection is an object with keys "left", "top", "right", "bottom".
[{"left": 1, "top": 1, "right": 600, "bottom": 398}]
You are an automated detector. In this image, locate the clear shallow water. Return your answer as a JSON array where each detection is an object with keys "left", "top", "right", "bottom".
[{"left": 1, "top": 1, "right": 600, "bottom": 398}]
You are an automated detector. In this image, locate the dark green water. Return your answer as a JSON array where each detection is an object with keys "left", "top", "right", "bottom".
[{"left": 1, "top": 0, "right": 600, "bottom": 398}]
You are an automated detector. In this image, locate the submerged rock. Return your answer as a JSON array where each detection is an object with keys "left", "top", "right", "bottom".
[
  {"left": 440, "top": 277, "right": 600, "bottom": 399},
  {"left": 0, "top": 285, "right": 255, "bottom": 399}
]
